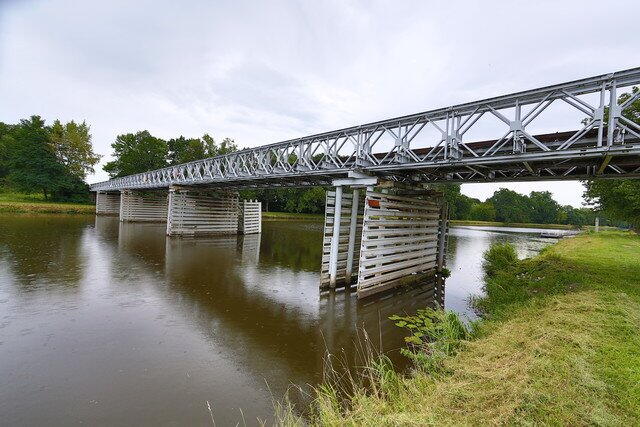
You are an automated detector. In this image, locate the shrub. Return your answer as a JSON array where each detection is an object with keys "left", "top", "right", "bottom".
[{"left": 482, "top": 242, "right": 518, "bottom": 277}]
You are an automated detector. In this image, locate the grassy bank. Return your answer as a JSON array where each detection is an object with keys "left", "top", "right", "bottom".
[
  {"left": 262, "top": 211, "right": 324, "bottom": 221},
  {"left": 451, "top": 219, "right": 576, "bottom": 229},
  {"left": 0, "top": 191, "right": 94, "bottom": 214},
  {"left": 261, "top": 212, "right": 578, "bottom": 229},
  {"left": 289, "top": 231, "right": 640, "bottom": 425}
]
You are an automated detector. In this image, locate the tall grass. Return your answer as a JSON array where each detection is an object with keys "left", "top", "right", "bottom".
[{"left": 279, "top": 232, "right": 640, "bottom": 424}]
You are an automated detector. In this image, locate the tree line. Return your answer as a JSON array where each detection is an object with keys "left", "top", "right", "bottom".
[
  {"left": 440, "top": 184, "right": 602, "bottom": 226},
  {"left": 102, "top": 130, "right": 238, "bottom": 178}
]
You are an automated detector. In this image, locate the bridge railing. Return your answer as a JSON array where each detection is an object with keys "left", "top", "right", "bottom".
[{"left": 91, "top": 67, "right": 640, "bottom": 191}]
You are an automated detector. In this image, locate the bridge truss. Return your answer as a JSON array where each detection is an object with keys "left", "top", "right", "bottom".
[{"left": 90, "top": 67, "right": 640, "bottom": 192}]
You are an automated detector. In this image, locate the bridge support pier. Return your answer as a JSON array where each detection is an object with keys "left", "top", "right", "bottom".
[
  {"left": 119, "top": 190, "right": 168, "bottom": 222},
  {"left": 239, "top": 200, "right": 262, "bottom": 234},
  {"left": 321, "top": 187, "right": 364, "bottom": 290},
  {"left": 96, "top": 191, "right": 120, "bottom": 215},
  {"left": 321, "top": 183, "right": 449, "bottom": 299},
  {"left": 166, "top": 187, "right": 240, "bottom": 236}
]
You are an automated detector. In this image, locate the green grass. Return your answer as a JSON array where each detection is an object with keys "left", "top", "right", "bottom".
[
  {"left": 0, "top": 191, "right": 94, "bottom": 214},
  {"left": 261, "top": 213, "right": 578, "bottom": 229},
  {"left": 451, "top": 219, "right": 576, "bottom": 229},
  {"left": 262, "top": 211, "right": 324, "bottom": 221},
  {"left": 285, "top": 231, "right": 640, "bottom": 425}
]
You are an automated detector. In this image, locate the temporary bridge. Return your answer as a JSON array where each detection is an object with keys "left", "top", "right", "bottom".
[{"left": 91, "top": 67, "right": 640, "bottom": 298}]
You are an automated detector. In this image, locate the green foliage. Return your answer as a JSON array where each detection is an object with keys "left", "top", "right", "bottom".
[
  {"left": 3, "top": 116, "right": 88, "bottom": 200},
  {"left": 390, "top": 308, "right": 471, "bottom": 372},
  {"left": 49, "top": 119, "right": 100, "bottom": 179},
  {"left": 528, "top": 191, "right": 560, "bottom": 224},
  {"left": 469, "top": 201, "right": 496, "bottom": 221},
  {"left": 167, "top": 134, "right": 238, "bottom": 165},
  {"left": 482, "top": 242, "right": 518, "bottom": 277},
  {"left": 489, "top": 188, "right": 530, "bottom": 223},
  {"left": 585, "top": 179, "right": 640, "bottom": 230},
  {"left": 584, "top": 87, "right": 640, "bottom": 230},
  {"left": 290, "top": 232, "right": 640, "bottom": 425},
  {"left": 103, "top": 131, "right": 168, "bottom": 177}
]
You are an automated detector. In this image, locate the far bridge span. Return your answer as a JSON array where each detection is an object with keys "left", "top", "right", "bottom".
[{"left": 91, "top": 67, "right": 640, "bottom": 298}]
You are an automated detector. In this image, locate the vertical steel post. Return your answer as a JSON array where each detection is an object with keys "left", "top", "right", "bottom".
[
  {"left": 607, "top": 80, "right": 617, "bottom": 147},
  {"left": 597, "top": 83, "right": 606, "bottom": 147},
  {"left": 329, "top": 185, "right": 343, "bottom": 288},
  {"left": 119, "top": 190, "right": 126, "bottom": 222},
  {"left": 166, "top": 187, "right": 175, "bottom": 235},
  {"left": 437, "top": 202, "right": 449, "bottom": 271},
  {"left": 345, "top": 188, "right": 359, "bottom": 282}
]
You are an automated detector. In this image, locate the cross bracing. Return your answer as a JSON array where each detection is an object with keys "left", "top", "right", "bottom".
[{"left": 90, "top": 67, "right": 640, "bottom": 192}]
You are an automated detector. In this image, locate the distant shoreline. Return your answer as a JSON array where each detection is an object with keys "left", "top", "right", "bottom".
[{"left": 0, "top": 201, "right": 581, "bottom": 230}]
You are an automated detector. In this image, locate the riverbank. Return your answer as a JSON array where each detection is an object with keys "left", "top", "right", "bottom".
[
  {"left": 262, "top": 212, "right": 578, "bottom": 230},
  {"left": 0, "top": 192, "right": 94, "bottom": 214},
  {"left": 450, "top": 219, "right": 576, "bottom": 229},
  {"left": 289, "top": 231, "right": 640, "bottom": 425}
]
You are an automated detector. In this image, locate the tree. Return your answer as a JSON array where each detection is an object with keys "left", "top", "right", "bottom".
[
  {"left": 103, "top": 131, "right": 168, "bottom": 178},
  {"left": 0, "top": 122, "right": 12, "bottom": 183},
  {"left": 203, "top": 134, "right": 238, "bottom": 157},
  {"left": 585, "top": 180, "right": 640, "bottom": 230},
  {"left": 528, "top": 191, "right": 561, "bottom": 224},
  {"left": 469, "top": 202, "right": 496, "bottom": 221},
  {"left": 584, "top": 86, "right": 640, "bottom": 230},
  {"left": 488, "top": 188, "right": 531, "bottom": 223},
  {"left": 167, "top": 134, "right": 239, "bottom": 165},
  {"left": 167, "top": 136, "right": 207, "bottom": 165},
  {"left": 49, "top": 119, "right": 100, "bottom": 179},
  {"left": 5, "top": 116, "right": 67, "bottom": 199}
]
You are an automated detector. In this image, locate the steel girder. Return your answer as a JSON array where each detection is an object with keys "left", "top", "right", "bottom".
[{"left": 90, "top": 67, "right": 640, "bottom": 192}]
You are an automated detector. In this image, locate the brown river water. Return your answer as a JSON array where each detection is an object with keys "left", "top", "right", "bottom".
[{"left": 0, "top": 215, "right": 564, "bottom": 425}]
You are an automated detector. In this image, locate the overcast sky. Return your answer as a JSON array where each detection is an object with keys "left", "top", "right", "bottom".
[{"left": 1, "top": 0, "right": 639, "bottom": 207}]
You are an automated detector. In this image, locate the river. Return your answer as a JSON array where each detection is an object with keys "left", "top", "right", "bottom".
[{"left": 0, "top": 215, "right": 570, "bottom": 425}]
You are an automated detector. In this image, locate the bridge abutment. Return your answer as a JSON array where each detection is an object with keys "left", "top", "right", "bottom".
[
  {"left": 96, "top": 191, "right": 120, "bottom": 215},
  {"left": 119, "top": 190, "right": 169, "bottom": 222}
]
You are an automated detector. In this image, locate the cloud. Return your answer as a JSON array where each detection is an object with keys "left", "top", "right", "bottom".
[{"left": 1, "top": 0, "right": 639, "bottom": 206}]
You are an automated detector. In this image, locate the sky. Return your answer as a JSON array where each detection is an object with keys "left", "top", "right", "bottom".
[{"left": 1, "top": 0, "right": 639, "bottom": 207}]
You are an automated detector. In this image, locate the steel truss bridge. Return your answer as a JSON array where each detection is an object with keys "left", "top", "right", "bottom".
[{"left": 90, "top": 67, "right": 640, "bottom": 192}]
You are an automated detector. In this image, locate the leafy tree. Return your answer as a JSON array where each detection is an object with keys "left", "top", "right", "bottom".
[
  {"left": 49, "top": 120, "right": 100, "bottom": 179},
  {"left": 103, "top": 131, "right": 168, "bottom": 178},
  {"left": 488, "top": 188, "right": 531, "bottom": 223},
  {"left": 528, "top": 191, "right": 561, "bottom": 224},
  {"left": 584, "top": 87, "right": 640, "bottom": 230},
  {"left": 585, "top": 180, "right": 640, "bottom": 230},
  {"left": 0, "top": 122, "right": 13, "bottom": 183},
  {"left": 469, "top": 202, "right": 496, "bottom": 221},
  {"left": 167, "top": 136, "right": 207, "bottom": 165},
  {"left": 208, "top": 135, "right": 238, "bottom": 156},
  {"left": 5, "top": 116, "right": 67, "bottom": 199},
  {"left": 167, "top": 134, "right": 239, "bottom": 165}
]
